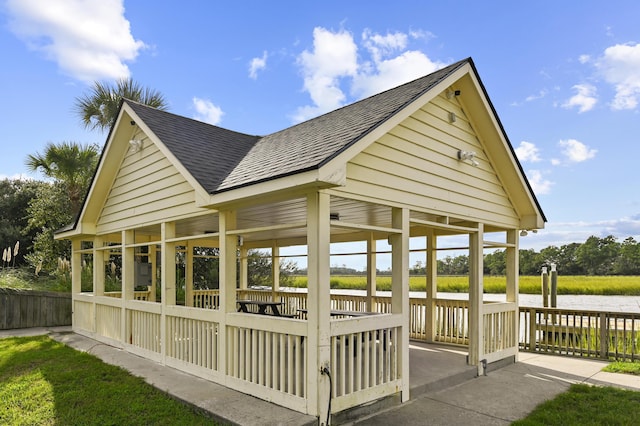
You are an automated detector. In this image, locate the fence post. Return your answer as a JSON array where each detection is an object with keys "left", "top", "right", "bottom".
[
  {"left": 528, "top": 308, "right": 537, "bottom": 352},
  {"left": 599, "top": 312, "right": 608, "bottom": 359}
]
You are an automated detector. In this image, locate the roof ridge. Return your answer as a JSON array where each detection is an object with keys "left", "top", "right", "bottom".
[
  {"left": 263, "top": 58, "right": 470, "bottom": 139},
  {"left": 123, "top": 98, "right": 260, "bottom": 138}
]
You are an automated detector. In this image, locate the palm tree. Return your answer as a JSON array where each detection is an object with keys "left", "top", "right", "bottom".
[
  {"left": 74, "top": 78, "right": 168, "bottom": 132},
  {"left": 25, "top": 141, "right": 100, "bottom": 215}
]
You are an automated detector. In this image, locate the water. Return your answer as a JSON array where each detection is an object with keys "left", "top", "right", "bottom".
[
  {"left": 280, "top": 287, "right": 640, "bottom": 313},
  {"left": 424, "top": 292, "right": 640, "bottom": 313}
]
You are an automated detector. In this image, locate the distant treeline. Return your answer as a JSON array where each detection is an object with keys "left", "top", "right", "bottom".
[{"left": 295, "top": 235, "right": 640, "bottom": 276}]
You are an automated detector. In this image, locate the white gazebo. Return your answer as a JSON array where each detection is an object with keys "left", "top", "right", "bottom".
[{"left": 56, "top": 58, "right": 545, "bottom": 422}]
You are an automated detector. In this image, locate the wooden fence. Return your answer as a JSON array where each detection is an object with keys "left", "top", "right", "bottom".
[
  {"left": 0, "top": 288, "right": 71, "bottom": 330},
  {"left": 520, "top": 307, "right": 640, "bottom": 361}
]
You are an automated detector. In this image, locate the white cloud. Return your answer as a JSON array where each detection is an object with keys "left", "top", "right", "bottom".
[
  {"left": 525, "top": 89, "right": 548, "bottom": 102},
  {"left": 596, "top": 42, "right": 640, "bottom": 110},
  {"left": 293, "top": 27, "right": 359, "bottom": 122},
  {"left": 361, "top": 29, "right": 408, "bottom": 63},
  {"left": 526, "top": 169, "right": 553, "bottom": 195},
  {"left": 518, "top": 218, "right": 640, "bottom": 253},
  {"left": 5, "top": 0, "right": 145, "bottom": 82},
  {"left": 293, "top": 27, "right": 446, "bottom": 122},
  {"left": 352, "top": 50, "right": 445, "bottom": 99},
  {"left": 558, "top": 139, "right": 597, "bottom": 163},
  {"left": 578, "top": 54, "right": 591, "bottom": 64},
  {"left": 192, "top": 97, "right": 224, "bottom": 125},
  {"left": 562, "top": 84, "right": 597, "bottom": 113},
  {"left": 515, "top": 141, "right": 541, "bottom": 162},
  {"left": 249, "top": 51, "right": 268, "bottom": 80}
]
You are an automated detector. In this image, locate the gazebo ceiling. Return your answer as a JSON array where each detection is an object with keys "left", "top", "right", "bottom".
[{"left": 112, "top": 194, "right": 507, "bottom": 247}]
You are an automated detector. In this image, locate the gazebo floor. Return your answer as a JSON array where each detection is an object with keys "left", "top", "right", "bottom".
[
  {"left": 407, "top": 341, "right": 477, "bottom": 398},
  {"left": 333, "top": 341, "right": 478, "bottom": 424}
]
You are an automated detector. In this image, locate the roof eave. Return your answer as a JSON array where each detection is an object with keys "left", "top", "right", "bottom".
[{"left": 197, "top": 164, "right": 346, "bottom": 209}]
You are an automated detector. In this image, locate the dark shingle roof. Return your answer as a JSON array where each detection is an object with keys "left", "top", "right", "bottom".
[
  {"left": 126, "top": 58, "right": 469, "bottom": 194},
  {"left": 126, "top": 102, "right": 259, "bottom": 193}
]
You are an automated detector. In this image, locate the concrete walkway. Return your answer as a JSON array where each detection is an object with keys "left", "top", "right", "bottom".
[{"left": 2, "top": 327, "right": 640, "bottom": 425}]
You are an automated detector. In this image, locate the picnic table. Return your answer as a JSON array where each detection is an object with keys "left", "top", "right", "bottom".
[
  {"left": 297, "top": 309, "right": 380, "bottom": 318},
  {"left": 237, "top": 299, "right": 292, "bottom": 317}
]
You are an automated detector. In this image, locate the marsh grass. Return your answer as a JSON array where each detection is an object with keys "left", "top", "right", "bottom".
[
  {"left": 290, "top": 275, "right": 640, "bottom": 295},
  {"left": 512, "top": 383, "right": 640, "bottom": 425},
  {"left": 0, "top": 336, "right": 216, "bottom": 425}
]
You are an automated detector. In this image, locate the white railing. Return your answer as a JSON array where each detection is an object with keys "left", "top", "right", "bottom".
[
  {"left": 75, "top": 288, "right": 516, "bottom": 417},
  {"left": 128, "top": 305, "right": 162, "bottom": 354},
  {"left": 73, "top": 298, "right": 94, "bottom": 332},
  {"left": 95, "top": 299, "right": 122, "bottom": 342},
  {"left": 103, "top": 290, "right": 151, "bottom": 301},
  {"left": 166, "top": 313, "right": 220, "bottom": 372},
  {"left": 226, "top": 314, "right": 308, "bottom": 412},
  {"left": 520, "top": 307, "right": 640, "bottom": 361},
  {"left": 329, "top": 314, "right": 401, "bottom": 412},
  {"left": 433, "top": 298, "right": 470, "bottom": 344},
  {"left": 483, "top": 302, "right": 518, "bottom": 363},
  {"left": 193, "top": 289, "right": 219, "bottom": 309}
]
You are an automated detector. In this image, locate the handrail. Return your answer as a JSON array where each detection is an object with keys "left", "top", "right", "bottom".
[{"left": 519, "top": 306, "right": 640, "bottom": 361}]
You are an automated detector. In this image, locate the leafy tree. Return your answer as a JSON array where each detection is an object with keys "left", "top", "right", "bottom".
[
  {"left": 23, "top": 182, "right": 73, "bottom": 273},
  {"left": 438, "top": 254, "right": 468, "bottom": 275},
  {"left": 576, "top": 235, "right": 620, "bottom": 275},
  {"left": 614, "top": 237, "right": 640, "bottom": 275},
  {"left": 484, "top": 250, "right": 506, "bottom": 275},
  {"left": 247, "top": 250, "right": 296, "bottom": 287},
  {"left": 555, "top": 243, "right": 583, "bottom": 275},
  {"left": 25, "top": 141, "right": 99, "bottom": 216},
  {"left": 74, "top": 78, "right": 168, "bottom": 132},
  {"left": 0, "top": 179, "right": 46, "bottom": 267},
  {"left": 518, "top": 249, "right": 542, "bottom": 275}
]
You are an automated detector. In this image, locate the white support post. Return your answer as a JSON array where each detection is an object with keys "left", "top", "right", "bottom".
[
  {"left": 186, "top": 241, "right": 194, "bottom": 307},
  {"left": 468, "top": 223, "right": 484, "bottom": 372},
  {"left": 391, "top": 207, "right": 410, "bottom": 402},
  {"left": 506, "top": 229, "right": 519, "bottom": 360},
  {"left": 307, "top": 191, "right": 331, "bottom": 420},
  {"left": 71, "top": 239, "right": 82, "bottom": 328},
  {"left": 92, "top": 236, "right": 104, "bottom": 334},
  {"left": 71, "top": 239, "right": 82, "bottom": 294},
  {"left": 149, "top": 244, "right": 157, "bottom": 302},
  {"left": 160, "top": 222, "right": 176, "bottom": 363},
  {"left": 122, "top": 230, "right": 135, "bottom": 343},
  {"left": 271, "top": 244, "right": 280, "bottom": 301},
  {"left": 239, "top": 246, "right": 248, "bottom": 290},
  {"left": 93, "top": 236, "right": 104, "bottom": 297},
  {"left": 425, "top": 230, "right": 437, "bottom": 342},
  {"left": 218, "top": 210, "right": 238, "bottom": 377},
  {"left": 219, "top": 210, "right": 238, "bottom": 313},
  {"left": 161, "top": 223, "right": 176, "bottom": 306},
  {"left": 366, "top": 233, "right": 376, "bottom": 312}
]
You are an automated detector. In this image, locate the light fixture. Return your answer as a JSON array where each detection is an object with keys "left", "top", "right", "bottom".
[
  {"left": 520, "top": 230, "right": 528, "bottom": 237},
  {"left": 237, "top": 235, "right": 244, "bottom": 246},
  {"left": 449, "top": 112, "right": 457, "bottom": 123},
  {"left": 446, "top": 89, "right": 461, "bottom": 99},
  {"left": 457, "top": 150, "right": 479, "bottom": 167},
  {"left": 329, "top": 212, "right": 340, "bottom": 221},
  {"left": 129, "top": 139, "right": 143, "bottom": 152}
]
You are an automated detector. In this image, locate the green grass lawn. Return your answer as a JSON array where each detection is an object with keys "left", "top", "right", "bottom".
[
  {"left": 0, "top": 336, "right": 217, "bottom": 425},
  {"left": 604, "top": 360, "right": 640, "bottom": 375},
  {"left": 513, "top": 383, "right": 640, "bottom": 425}
]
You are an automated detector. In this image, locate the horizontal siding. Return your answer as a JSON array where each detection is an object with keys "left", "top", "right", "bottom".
[
  {"left": 97, "top": 142, "right": 206, "bottom": 233},
  {"left": 338, "top": 94, "right": 519, "bottom": 227}
]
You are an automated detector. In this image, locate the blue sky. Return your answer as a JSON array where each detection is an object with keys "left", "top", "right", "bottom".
[{"left": 1, "top": 0, "right": 640, "bottom": 268}]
